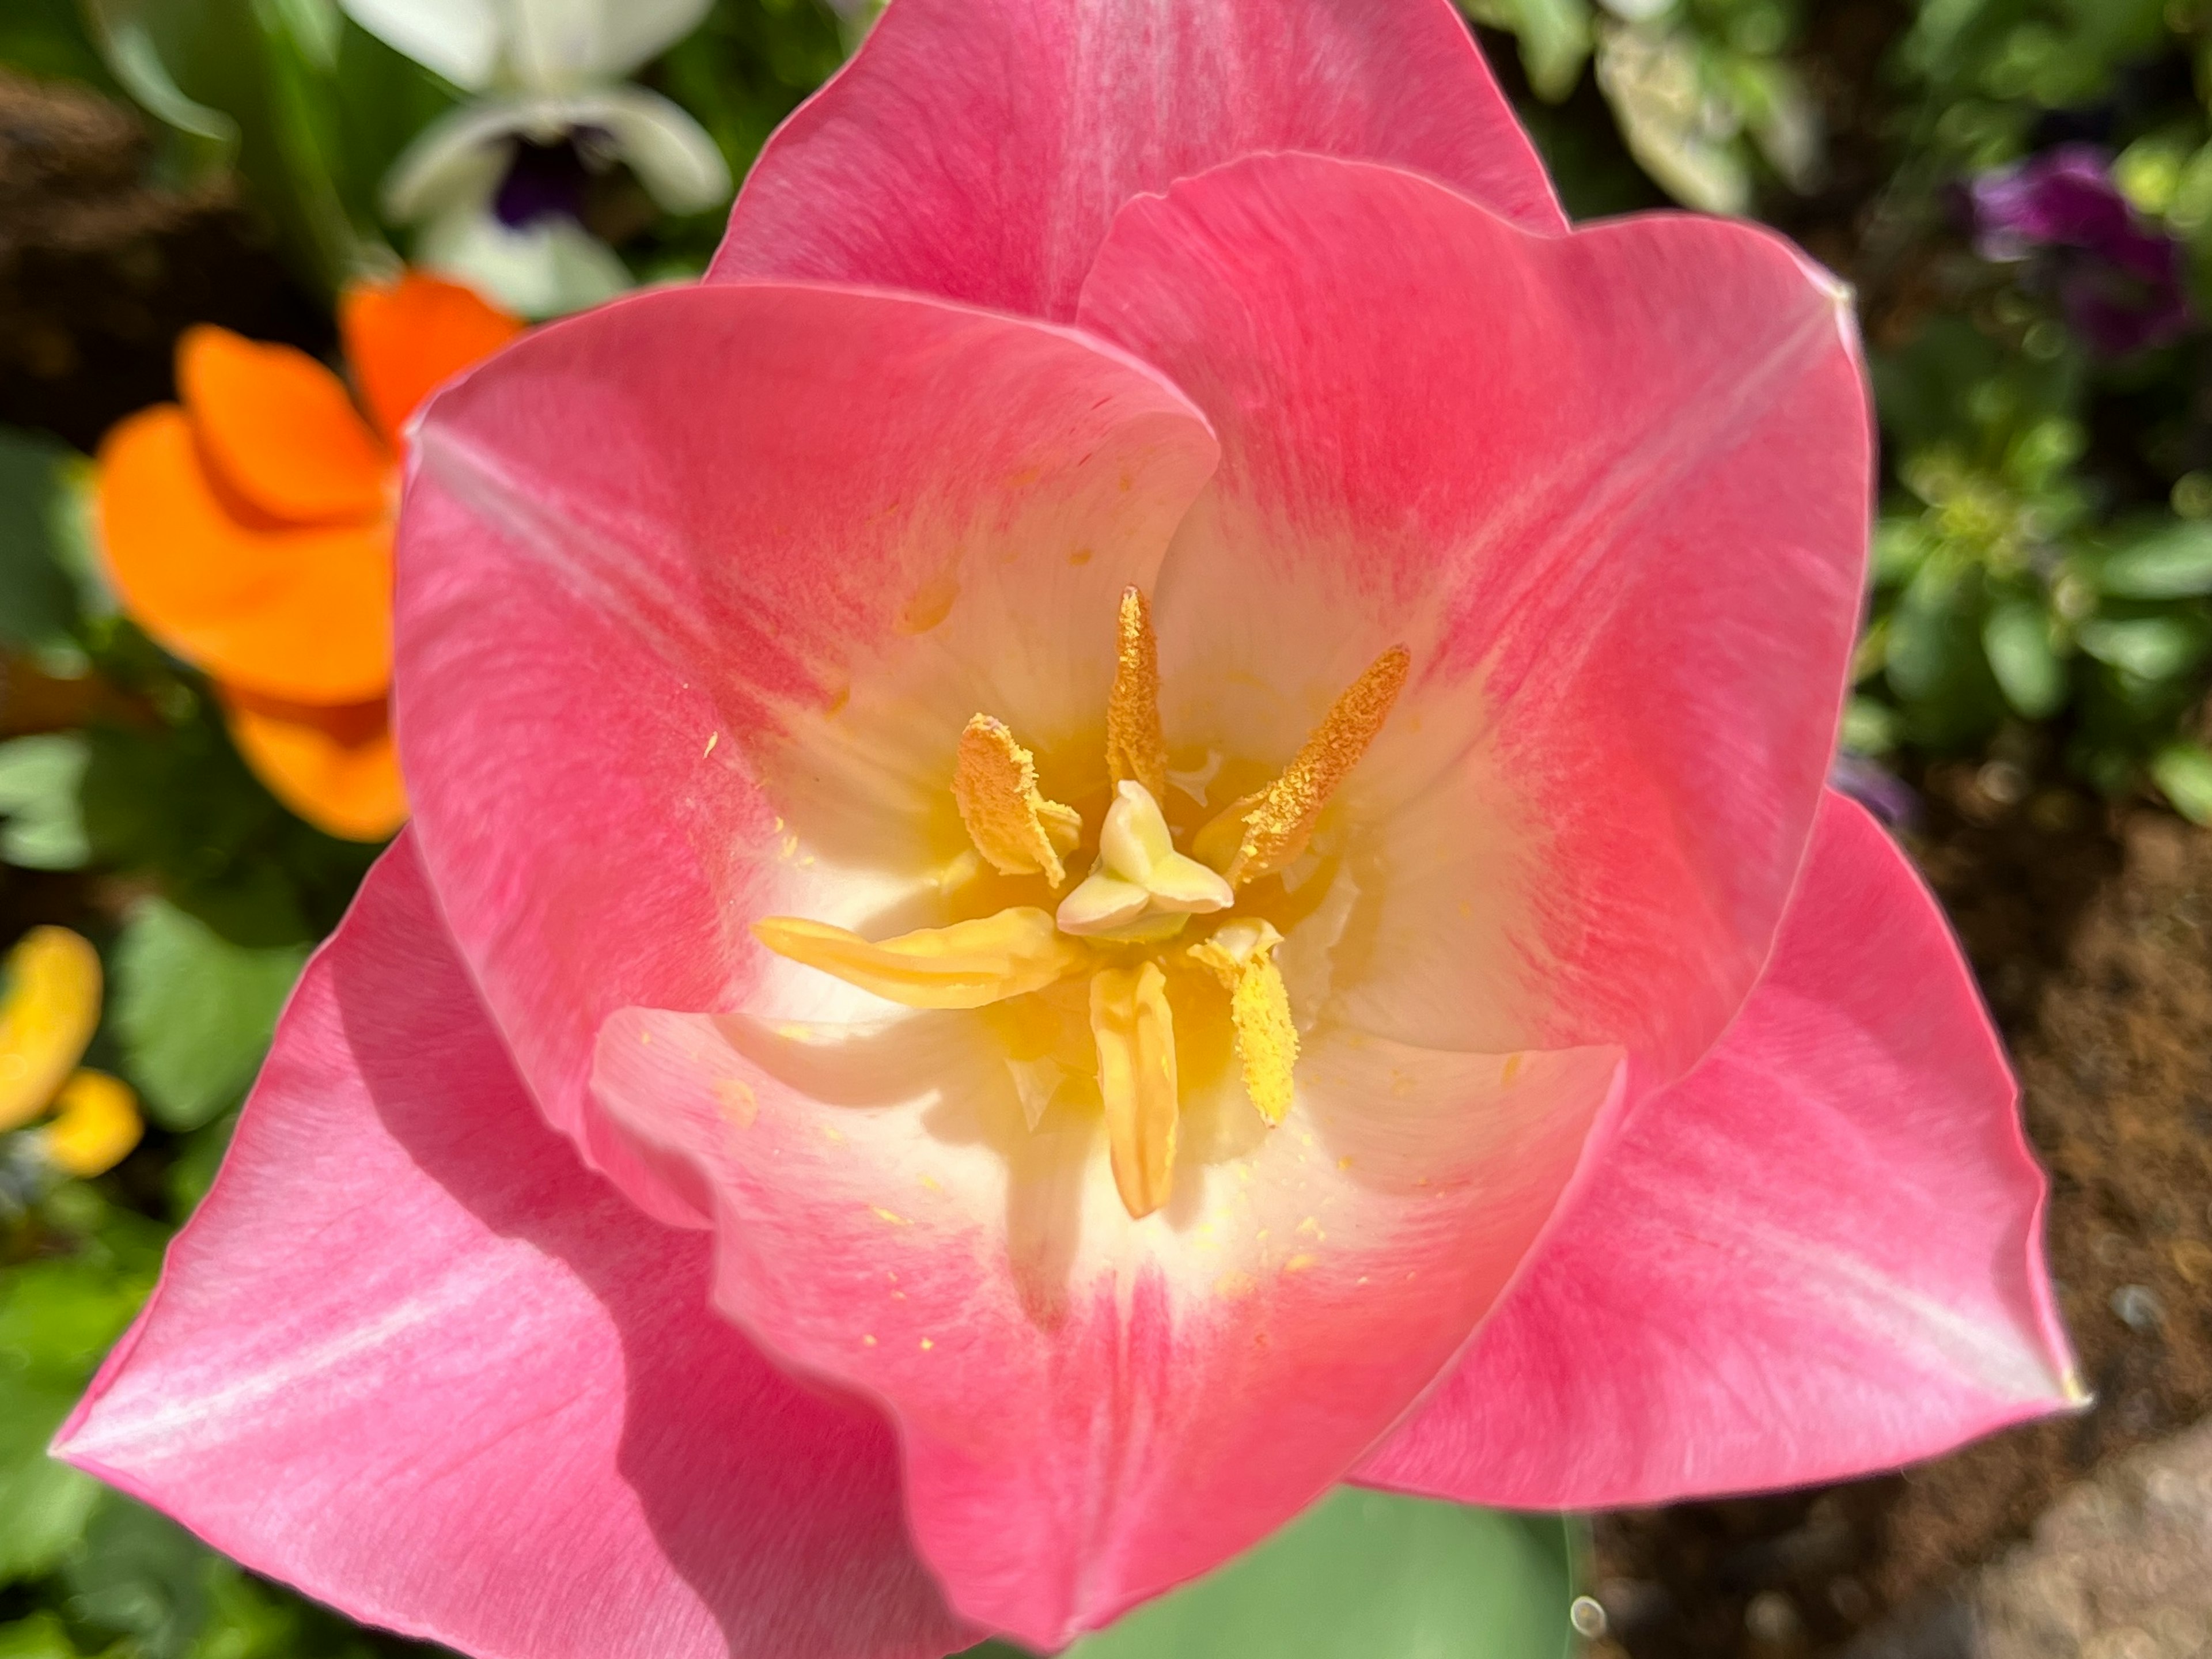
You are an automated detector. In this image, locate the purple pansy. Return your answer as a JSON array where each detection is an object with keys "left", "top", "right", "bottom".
[{"left": 1972, "top": 143, "right": 2192, "bottom": 355}]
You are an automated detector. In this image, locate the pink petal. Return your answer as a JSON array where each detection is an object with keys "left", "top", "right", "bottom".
[
  {"left": 1355, "top": 791, "right": 2079, "bottom": 1509},
  {"left": 1077, "top": 152, "right": 1873, "bottom": 1086},
  {"left": 391, "top": 282, "right": 1217, "bottom": 1224},
  {"left": 710, "top": 0, "right": 1561, "bottom": 320},
  {"left": 592, "top": 1005, "right": 1622, "bottom": 1649},
  {"left": 52, "top": 835, "right": 969, "bottom": 1659}
]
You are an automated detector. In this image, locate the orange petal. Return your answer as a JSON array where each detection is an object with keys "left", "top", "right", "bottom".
[
  {"left": 340, "top": 271, "right": 522, "bottom": 450},
  {"left": 178, "top": 325, "right": 391, "bottom": 522},
  {"left": 219, "top": 687, "right": 407, "bottom": 842},
  {"left": 97, "top": 406, "right": 393, "bottom": 704}
]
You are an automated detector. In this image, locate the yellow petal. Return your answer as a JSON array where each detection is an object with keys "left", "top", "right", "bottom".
[
  {"left": 0, "top": 926, "right": 102, "bottom": 1132},
  {"left": 1200, "top": 646, "right": 1411, "bottom": 884},
  {"left": 953, "top": 714, "right": 1082, "bottom": 885},
  {"left": 1090, "top": 961, "right": 1178, "bottom": 1218},
  {"left": 36, "top": 1069, "right": 142, "bottom": 1177},
  {"left": 753, "top": 907, "right": 1086, "bottom": 1009},
  {"left": 1189, "top": 919, "right": 1299, "bottom": 1124},
  {"left": 1105, "top": 586, "right": 1168, "bottom": 802}
]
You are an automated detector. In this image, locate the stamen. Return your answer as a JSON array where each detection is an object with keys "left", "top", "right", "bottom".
[
  {"left": 953, "top": 715, "right": 1082, "bottom": 885},
  {"left": 753, "top": 907, "right": 1086, "bottom": 1008},
  {"left": 1195, "top": 646, "right": 1410, "bottom": 885},
  {"left": 1105, "top": 587, "right": 1168, "bottom": 802},
  {"left": 1189, "top": 919, "right": 1298, "bottom": 1124},
  {"left": 1089, "top": 961, "right": 1177, "bottom": 1218},
  {"left": 1057, "top": 781, "right": 1232, "bottom": 938}
]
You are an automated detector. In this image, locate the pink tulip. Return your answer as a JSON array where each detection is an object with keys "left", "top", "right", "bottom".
[{"left": 55, "top": 0, "right": 2078, "bottom": 1653}]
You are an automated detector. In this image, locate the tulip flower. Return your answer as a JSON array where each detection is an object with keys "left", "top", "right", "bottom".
[
  {"left": 1, "top": 927, "right": 141, "bottom": 1179},
  {"left": 56, "top": 0, "right": 2076, "bottom": 1654},
  {"left": 96, "top": 272, "right": 520, "bottom": 842},
  {"left": 343, "top": 0, "right": 732, "bottom": 316}
]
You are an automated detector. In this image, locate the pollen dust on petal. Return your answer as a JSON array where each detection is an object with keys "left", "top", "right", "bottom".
[
  {"left": 897, "top": 567, "right": 960, "bottom": 634},
  {"left": 713, "top": 1077, "right": 757, "bottom": 1127}
]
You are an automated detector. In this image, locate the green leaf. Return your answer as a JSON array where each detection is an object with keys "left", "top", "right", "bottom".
[
  {"left": 2077, "top": 615, "right": 2207, "bottom": 681},
  {"left": 0, "top": 1613, "right": 84, "bottom": 1659},
  {"left": 976, "top": 1489, "right": 1573, "bottom": 1659},
  {"left": 63, "top": 1498, "right": 216, "bottom": 1659},
  {"left": 0, "top": 0, "right": 119, "bottom": 88},
  {"left": 78, "top": 0, "right": 240, "bottom": 173},
  {"left": 1840, "top": 696, "right": 1900, "bottom": 755},
  {"left": 0, "top": 429, "right": 88, "bottom": 656},
  {"left": 0, "top": 1259, "right": 150, "bottom": 1584},
  {"left": 0, "top": 1259, "right": 150, "bottom": 1388},
  {"left": 1461, "top": 0, "right": 1593, "bottom": 101},
  {"left": 2152, "top": 743, "right": 2212, "bottom": 824},
  {"left": 2099, "top": 523, "right": 2212, "bottom": 597},
  {"left": 0, "top": 1350, "right": 94, "bottom": 1573},
  {"left": 78, "top": 707, "right": 380, "bottom": 948},
  {"left": 114, "top": 897, "right": 307, "bottom": 1131},
  {"left": 1982, "top": 599, "right": 2067, "bottom": 717},
  {"left": 0, "top": 735, "right": 90, "bottom": 870},
  {"left": 0, "top": 1392, "right": 103, "bottom": 1584}
]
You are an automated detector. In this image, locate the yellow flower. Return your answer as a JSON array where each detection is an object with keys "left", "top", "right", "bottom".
[{"left": 0, "top": 926, "right": 142, "bottom": 1177}]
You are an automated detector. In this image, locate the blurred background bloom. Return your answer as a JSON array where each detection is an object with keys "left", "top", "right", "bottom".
[
  {"left": 0, "top": 927, "right": 140, "bottom": 1182},
  {"left": 94, "top": 271, "right": 518, "bottom": 840},
  {"left": 343, "top": 0, "right": 732, "bottom": 315},
  {"left": 1971, "top": 145, "right": 2192, "bottom": 357}
]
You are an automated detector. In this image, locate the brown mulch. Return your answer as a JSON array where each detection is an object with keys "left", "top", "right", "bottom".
[
  {"left": 1591, "top": 772, "right": 2212, "bottom": 1658},
  {"left": 0, "top": 67, "right": 321, "bottom": 450}
]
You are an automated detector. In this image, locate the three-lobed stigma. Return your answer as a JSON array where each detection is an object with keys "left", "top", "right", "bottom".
[{"left": 753, "top": 588, "right": 1408, "bottom": 1218}]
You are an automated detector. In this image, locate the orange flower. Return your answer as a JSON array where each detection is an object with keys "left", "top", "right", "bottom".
[{"left": 97, "top": 273, "right": 521, "bottom": 840}]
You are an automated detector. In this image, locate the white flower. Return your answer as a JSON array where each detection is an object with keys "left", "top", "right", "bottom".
[{"left": 342, "top": 0, "right": 732, "bottom": 315}]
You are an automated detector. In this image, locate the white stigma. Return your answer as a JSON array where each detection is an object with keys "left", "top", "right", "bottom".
[{"left": 1055, "top": 781, "right": 1233, "bottom": 940}]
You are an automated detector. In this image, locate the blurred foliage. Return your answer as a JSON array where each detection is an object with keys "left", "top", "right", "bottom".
[
  {"left": 1847, "top": 0, "right": 2212, "bottom": 816},
  {"left": 639, "top": 0, "right": 854, "bottom": 275},
  {"left": 1467, "top": 0, "right": 1817, "bottom": 213}
]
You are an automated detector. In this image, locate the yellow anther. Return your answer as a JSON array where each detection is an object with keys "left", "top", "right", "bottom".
[
  {"left": 1189, "top": 919, "right": 1299, "bottom": 1124},
  {"left": 753, "top": 908, "right": 1086, "bottom": 1009},
  {"left": 1090, "top": 961, "right": 1177, "bottom": 1218},
  {"left": 1195, "top": 646, "right": 1411, "bottom": 885},
  {"left": 1105, "top": 587, "right": 1168, "bottom": 803},
  {"left": 0, "top": 926, "right": 102, "bottom": 1133},
  {"left": 37, "top": 1069, "right": 142, "bottom": 1177},
  {"left": 1056, "top": 781, "right": 1233, "bottom": 939},
  {"left": 953, "top": 715, "right": 1082, "bottom": 885}
]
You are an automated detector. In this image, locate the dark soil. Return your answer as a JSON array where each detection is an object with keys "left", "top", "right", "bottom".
[
  {"left": 0, "top": 67, "right": 323, "bottom": 452},
  {"left": 1591, "top": 771, "right": 2212, "bottom": 1658}
]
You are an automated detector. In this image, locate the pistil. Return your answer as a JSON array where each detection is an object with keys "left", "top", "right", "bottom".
[
  {"left": 751, "top": 586, "right": 1407, "bottom": 1219},
  {"left": 1055, "top": 781, "right": 1233, "bottom": 941}
]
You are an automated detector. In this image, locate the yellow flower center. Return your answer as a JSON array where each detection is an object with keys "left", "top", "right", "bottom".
[{"left": 753, "top": 587, "right": 1408, "bottom": 1219}]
